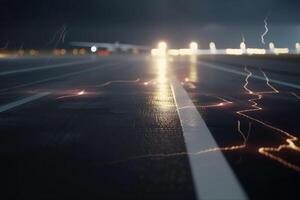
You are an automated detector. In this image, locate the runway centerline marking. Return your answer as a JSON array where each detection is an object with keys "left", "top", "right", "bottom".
[
  {"left": 170, "top": 78, "right": 248, "bottom": 200},
  {"left": 200, "top": 61, "right": 300, "bottom": 90},
  {"left": 0, "top": 92, "right": 50, "bottom": 113},
  {"left": 0, "top": 59, "right": 97, "bottom": 76}
]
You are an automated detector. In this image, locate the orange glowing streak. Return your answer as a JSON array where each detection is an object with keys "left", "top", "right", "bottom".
[
  {"left": 178, "top": 95, "right": 233, "bottom": 111},
  {"left": 143, "top": 79, "right": 158, "bottom": 86},
  {"left": 108, "top": 121, "right": 250, "bottom": 165},
  {"left": 199, "top": 96, "right": 233, "bottom": 108},
  {"left": 237, "top": 67, "right": 300, "bottom": 172},
  {"left": 95, "top": 78, "right": 140, "bottom": 87},
  {"left": 77, "top": 90, "right": 85, "bottom": 95},
  {"left": 56, "top": 89, "right": 87, "bottom": 99}
]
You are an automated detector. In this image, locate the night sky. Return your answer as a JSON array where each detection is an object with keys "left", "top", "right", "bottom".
[{"left": 1, "top": 0, "right": 300, "bottom": 49}]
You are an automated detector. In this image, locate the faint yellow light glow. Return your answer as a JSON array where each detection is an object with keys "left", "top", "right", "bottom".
[
  {"left": 0, "top": 53, "right": 7, "bottom": 58},
  {"left": 274, "top": 48, "right": 289, "bottom": 54},
  {"left": 189, "top": 55, "right": 198, "bottom": 82},
  {"left": 179, "top": 49, "right": 193, "bottom": 55},
  {"left": 246, "top": 48, "right": 266, "bottom": 55},
  {"left": 29, "top": 49, "right": 38, "bottom": 56},
  {"left": 79, "top": 48, "right": 86, "bottom": 55},
  {"left": 151, "top": 56, "right": 171, "bottom": 110},
  {"left": 225, "top": 49, "right": 243, "bottom": 55},
  {"left": 18, "top": 50, "right": 25, "bottom": 57},
  {"left": 157, "top": 58, "right": 167, "bottom": 84},
  {"left": 168, "top": 49, "right": 180, "bottom": 56},
  {"left": 72, "top": 49, "right": 79, "bottom": 55},
  {"left": 185, "top": 77, "right": 190, "bottom": 82},
  {"left": 151, "top": 49, "right": 159, "bottom": 56},
  {"left": 60, "top": 49, "right": 67, "bottom": 55}
]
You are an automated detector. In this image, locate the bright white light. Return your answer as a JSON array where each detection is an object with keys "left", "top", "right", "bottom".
[
  {"left": 296, "top": 43, "right": 300, "bottom": 49},
  {"left": 154, "top": 41, "right": 167, "bottom": 56},
  {"left": 209, "top": 42, "right": 216, "bottom": 50},
  {"left": 240, "top": 42, "right": 246, "bottom": 50},
  {"left": 269, "top": 42, "right": 275, "bottom": 50},
  {"left": 91, "top": 46, "right": 97, "bottom": 53},
  {"left": 190, "top": 42, "right": 198, "bottom": 51},
  {"left": 158, "top": 42, "right": 167, "bottom": 50},
  {"left": 210, "top": 42, "right": 216, "bottom": 54}
]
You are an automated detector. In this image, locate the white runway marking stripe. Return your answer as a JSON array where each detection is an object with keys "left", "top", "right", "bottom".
[
  {"left": 0, "top": 62, "right": 122, "bottom": 93},
  {"left": 0, "top": 59, "right": 96, "bottom": 76},
  {"left": 200, "top": 61, "right": 300, "bottom": 90},
  {"left": 170, "top": 78, "right": 248, "bottom": 200},
  {"left": 0, "top": 92, "right": 50, "bottom": 113}
]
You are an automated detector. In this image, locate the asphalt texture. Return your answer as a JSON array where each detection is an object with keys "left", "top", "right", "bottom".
[{"left": 1, "top": 54, "right": 299, "bottom": 199}]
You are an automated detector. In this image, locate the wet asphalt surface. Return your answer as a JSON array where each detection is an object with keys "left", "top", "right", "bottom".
[{"left": 1, "top": 54, "right": 299, "bottom": 199}]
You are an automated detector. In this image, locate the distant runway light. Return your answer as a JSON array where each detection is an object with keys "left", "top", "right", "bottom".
[
  {"left": 226, "top": 49, "right": 243, "bottom": 55},
  {"left": 209, "top": 42, "right": 216, "bottom": 54},
  {"left": 168, "top": 49, "right": 180, "bottom": 56},
  {"left": 269, "top": 42, "right": 275, "bottom": 50},
  {"left": 209, "top": 42, "right": 216, "bottom": 50},
  {"left": 91, "top": 46, "right": 97, "bottom": 53},
  {"left": 152, "top": 41, "right": 167, "bottom": 57},
  {"left": 158, "top": 41, "right": 167, "bottom": 50},
  {"left": 240, "top": 42, "right": 246, "bottom": 49},
  {"left": 274, "top": 48, "right": 289, "bottom": 54},
  {"left": 246, "top": 48, "right": 266, "bottom": 55},
  {"left": 190, "top": 42, "right": 198, "bottom": 51}
]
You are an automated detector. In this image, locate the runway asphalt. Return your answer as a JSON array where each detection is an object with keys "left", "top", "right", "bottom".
[{"left": 1, "top": 54, "right": 299, "bottom": 199}]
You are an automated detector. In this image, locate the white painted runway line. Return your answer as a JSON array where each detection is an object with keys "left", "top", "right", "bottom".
[
  {"left": 0, "top": 92, "right": 50, "bottom": 113},
  {"left": 170, "top": 78, "right": 248, "bottom": 200},
  {"left": 0, "top": 59, "right": 96, "bottom": 76},
  {"left": 0, "top": 62, "right": 122, "bottom": 93},
  {"left": 200, "top": 61, "right": 300, "bottom": 90}
]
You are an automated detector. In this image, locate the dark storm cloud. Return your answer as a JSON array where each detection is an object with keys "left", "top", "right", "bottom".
[
  {"left": 2, "top": 0, "right": 300, "bottom": 25},
  {"left": 1, "top": 0, "right": 299, "bottom": 48}
]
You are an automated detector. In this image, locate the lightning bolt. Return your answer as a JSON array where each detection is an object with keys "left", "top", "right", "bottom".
[
  {"left": 237, "top": 67, "right": 300, "bottom": 172},
  {"left": 261, "top": 16, "right": 269, "bottom": 45},
  {"left": 0, "top": 41, "right": 9, "bottom": 50}
]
